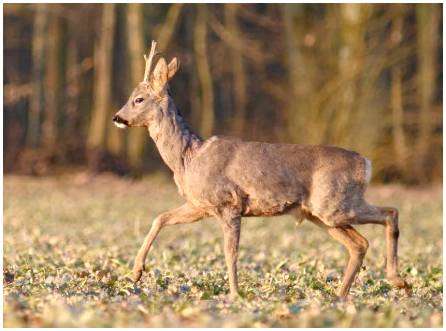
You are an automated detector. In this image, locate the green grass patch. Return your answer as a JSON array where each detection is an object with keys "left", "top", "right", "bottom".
[{"left": 3, "top": 174, "right": 443, "bottom": 327}]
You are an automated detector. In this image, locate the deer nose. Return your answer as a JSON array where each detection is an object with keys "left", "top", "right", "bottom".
[{"left": 112, "top": 115, "right": 129, "bottom": 125}]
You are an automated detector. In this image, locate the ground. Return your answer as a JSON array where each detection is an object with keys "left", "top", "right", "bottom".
[{"left": 3, "top": 173, "right": 443, "bottom": 327}]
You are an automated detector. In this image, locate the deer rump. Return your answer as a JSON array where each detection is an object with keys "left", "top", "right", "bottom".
[{"left": 184, "top": 136, "right": 372, "bottom": 225}]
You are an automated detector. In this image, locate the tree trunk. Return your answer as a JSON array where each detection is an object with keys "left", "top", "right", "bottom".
[
  {"left": 415, "top": 4, "right": 439, "bottom": 182},
  {"left": 281, "top": 4, "right": 314, "bottom": 144},
  {"left": 333, "top": 4, "right": 366, "bottom": 147},
  {"left": 157, "top": 4, "right": 184, "bottom": 51},
  {"left": 104, "top": 5, "right": 123, "bottom": 157},
  {"left": 28, "top": 4, "right": 47, "bottom": 149},
  {"left": 87, "top": 4, "right": 116, "bottom": 156},
  {"left": 194, "top": 5, "right": 214, "bottom": 138},
  {"left": 390, "top": 6, "right": 408, "bottom": 178},
  {"left": 42, "top": 11, "right": 62, "bottom": 154},
  {"left": 185, "top": 7, "right": 201, "bottom": 129},
  {"left": 65, "top": 36, "right": 81, "bottom": 152},
  {"left": 125, "top": 3, "right": 146, "bottom": 171},
  {"left": 225, "top": 4, "right": 247, "bottom": 136}
]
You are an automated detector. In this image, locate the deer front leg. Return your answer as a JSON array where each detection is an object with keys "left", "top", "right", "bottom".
[
  {"left": 133, "top": 203, "right": 206, "bottom": 282},
  {"left": 220, "top": 216, "right": 241, "bottom": 299}
]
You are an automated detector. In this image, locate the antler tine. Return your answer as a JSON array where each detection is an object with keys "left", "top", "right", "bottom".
[{"left": 143, "top": 40, "right": 158, "bottom": 83}]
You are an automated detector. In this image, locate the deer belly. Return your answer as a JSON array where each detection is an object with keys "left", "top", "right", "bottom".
[
  {"left": 242, "top": 195, "right": 301, "bottom": 216},
  {"left": 237, "top": 177, "right": 307, "bottom": 216}
]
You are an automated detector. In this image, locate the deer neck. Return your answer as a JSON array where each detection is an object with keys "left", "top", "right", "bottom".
[{"left": 148, "top": 96, "right": 202, "bottom": 175}]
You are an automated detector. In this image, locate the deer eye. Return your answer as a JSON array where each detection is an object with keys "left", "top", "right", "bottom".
[{"left": 135, "top": 97, "right": 144, "bottom": 104}]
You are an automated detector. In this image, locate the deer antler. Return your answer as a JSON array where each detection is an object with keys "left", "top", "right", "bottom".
[{"left": 143, "top": 40, "right": 158, "bottom": 83}]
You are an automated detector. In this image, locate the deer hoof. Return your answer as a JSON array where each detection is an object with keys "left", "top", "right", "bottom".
[
  {"left": 389, "top": 276, "right": 408, "bottom": 288},
  {"left": 132, "top": 266, "right": 144, "bottom": 282},
  {"left": 389, "top": 276, "right": 411, "bottom": 294}
]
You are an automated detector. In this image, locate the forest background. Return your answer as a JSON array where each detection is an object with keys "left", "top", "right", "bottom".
[{"left": 3, "top": 3, "right": 443, "bottom": 184}]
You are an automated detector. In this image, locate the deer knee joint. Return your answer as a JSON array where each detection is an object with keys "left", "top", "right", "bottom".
[
  {"left": 360, "top": 237, "right": 369, "bottom": 253},
  {"left": 351, "top": 240, "right": 368, "bottom": 257},
  {"left": 385, "top": 208, "right": 398, "bottom": 223},
  {"left": 384, "top": 209, "right": 400, "bottom": 238},
  {"left": 358, "top": 244, "right": 368, "bottom": 256}
]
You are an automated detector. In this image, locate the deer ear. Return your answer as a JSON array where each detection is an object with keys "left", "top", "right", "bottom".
[
  {"left": 167, "top": 57, "right": 180, "bottom": 80},
  {"left": 152, "top": 57, "right": 169, "bottom": 90}
]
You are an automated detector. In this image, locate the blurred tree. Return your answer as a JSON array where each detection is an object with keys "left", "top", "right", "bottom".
[
  {"left": 415, "top": 4, "right": 440, "bottom": 183},
  {"left": 185, "top": 7, "right": 201, "bottom": 130},
  {"left": 282, "top": 4, "right": 314, "bottom": 144},
  {"left": 87, "top": 4, "right": 117, "bottom": 165},
  {"left": 2, "top": 4, "right": 443, "bottom": 183},
  {"left": 125, "top": 3, "right": 146, "bottom": 172},
  {"left": 104, "top": 5, "right": 123, "bottom": 157},
  {"left": 41, "top": 9, "right": 62, "bottom": 154},
  {"left": 225, "top": 4, "right": 247, "bottom": 135},
  {"left": 157, "top": 4, "right": 183, "bottom": 51},
  {"left": 194, "top": 4, "right": 215, "bottom": 138},
  {"left": 390, "top": 5, "right": 409, "bottom": 178},
  {"left": 28, "top": 4, "right": 47, "bottom": 149},
  {"left": 333, "top": 4, "right": 367, "bottom": 147}
]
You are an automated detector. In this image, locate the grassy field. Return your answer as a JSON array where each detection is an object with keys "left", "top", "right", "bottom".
[{"left": 3, "top": 173, "right": 443, "bottom": 327}]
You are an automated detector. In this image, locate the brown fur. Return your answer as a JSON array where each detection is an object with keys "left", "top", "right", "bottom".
[{"left": 113, "top": 42, "right": 409, "bottom": 298}]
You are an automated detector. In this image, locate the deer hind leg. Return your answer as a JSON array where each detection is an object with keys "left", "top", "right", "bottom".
[
  {"left": 334, "top": 206, "right": 409, "bottom": 290},
  {"left": 329, "top": 226, "right": 369, "bottom": 298},
  {"left": 132, "top": 203, "right": 206, "bottom": 282},
  {"left": 308, "top": 218, "right": 368, "bottom": 298}
]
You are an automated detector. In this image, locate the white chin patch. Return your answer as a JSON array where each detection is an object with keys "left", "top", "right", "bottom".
[{"left": 114, "top": 122, "right": 128, "bottom": 129}]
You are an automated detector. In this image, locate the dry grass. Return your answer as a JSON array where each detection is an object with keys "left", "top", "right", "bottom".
[{"left": 3, "top": 173, "right": 442, "bottom": 327}]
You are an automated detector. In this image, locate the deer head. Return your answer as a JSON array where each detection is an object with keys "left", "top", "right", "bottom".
[{"left": 113, "top": 41, "right": 180, "bottom": 128}]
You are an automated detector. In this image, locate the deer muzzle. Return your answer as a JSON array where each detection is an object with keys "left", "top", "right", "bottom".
[{"left": 113, "top": 114, "right": 129, "bottom": 129}]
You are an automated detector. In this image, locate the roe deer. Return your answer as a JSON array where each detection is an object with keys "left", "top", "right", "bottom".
[{"left": 113, "top": 41, "right": 409, "bottom": 299}]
